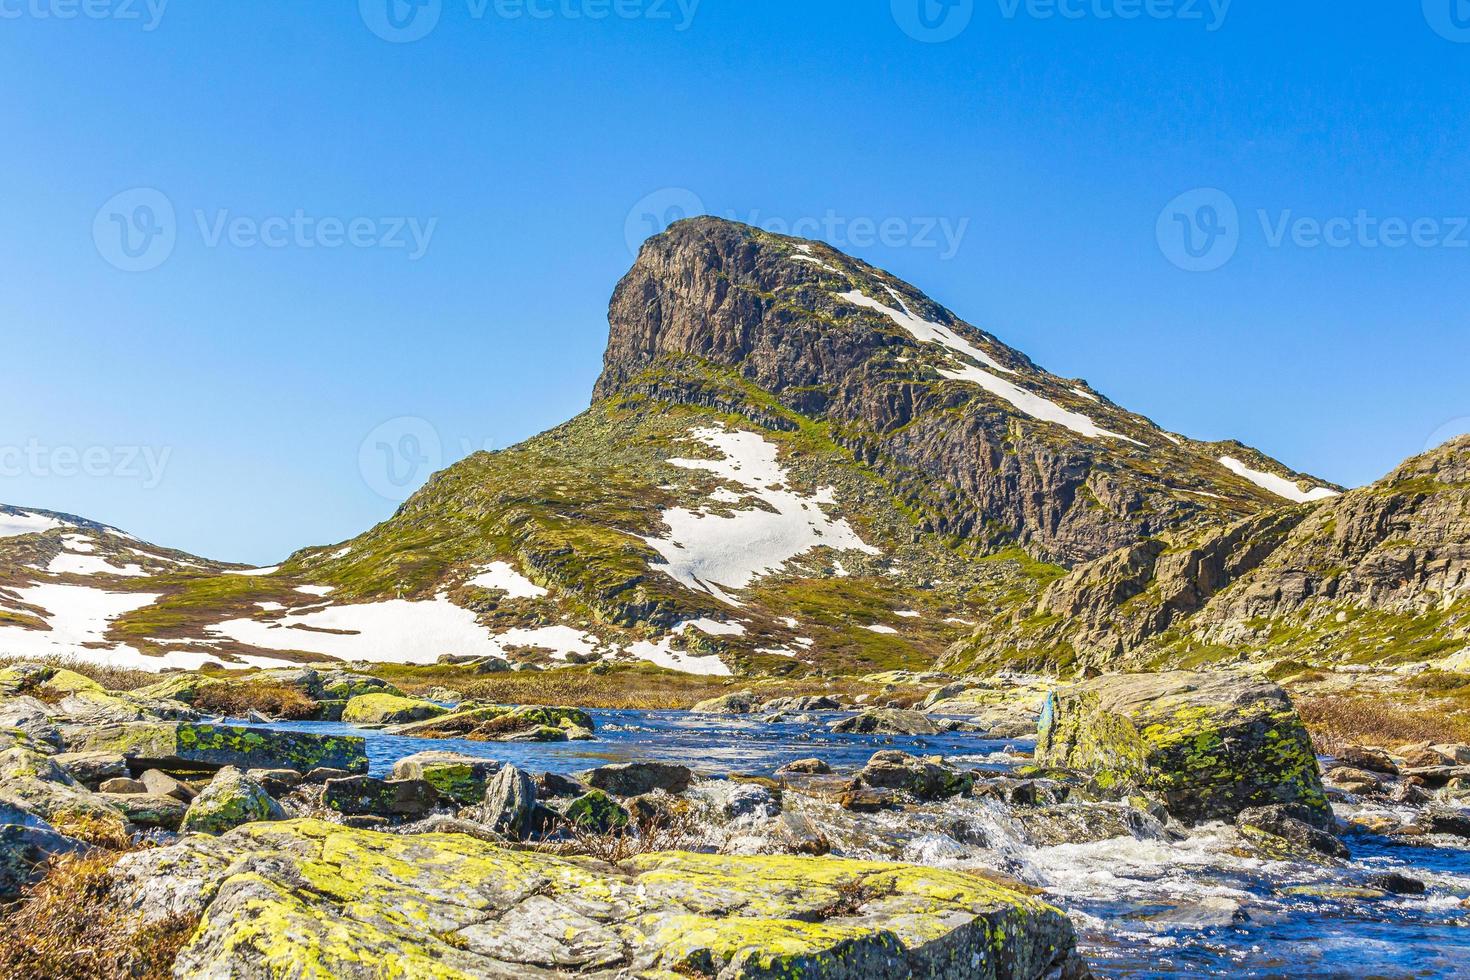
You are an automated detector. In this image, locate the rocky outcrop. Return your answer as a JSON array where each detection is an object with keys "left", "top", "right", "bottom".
[
  {"left": 112, "top": 819, "right": 1085, "bottom": 978},
  {"left": 341, "top": 693, "right": 448, "bottom": 725},
  {"left": 595, "top": 217, "right": 1327, "bottom": 565},
  {"left": 180, "top": 767, "right": 284, "bottom": 835},
  {"left": 60, "top": 722, "right": 368, "bottom": 777},
  {"left": 1035, "top": 671, "right": 1329, "bottom": 824},
  {"left": 390, "top": 751, "right": 502, "bottom": 805}
]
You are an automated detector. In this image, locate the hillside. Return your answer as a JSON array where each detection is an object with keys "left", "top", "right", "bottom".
[{"left": 2, "top": 218, "right": 1369, "bottom": 678}]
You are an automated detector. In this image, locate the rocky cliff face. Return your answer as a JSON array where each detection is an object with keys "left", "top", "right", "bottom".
[
  {"left": 952, "top": 436, "right": 1470, "bottom": 672},
  {"left": 596, "top": 217, "right": 1337, "bottom": 565}
]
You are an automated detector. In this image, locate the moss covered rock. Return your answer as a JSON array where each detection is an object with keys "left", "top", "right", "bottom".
[
  {"left": 342, "top": 693, "right": 448, "bottom": 725},
  {"left": 394, "top": 704, "right": 594, "bottom": 742},
  {"left": 390, "top": 751, "right": 502, "bottom": 805},
  {"left": 563, "top": 789, "right": 629, "bottom": 833},
  {"left": 181, "top": 767, "right": 284, "bottom": 835},
  {"left": 109, "top": 818, "right": 1084, "bottom": 978},
  {"left": 1035, "top": 671, "right": 1329, "bottom": 825},
  {"left": 62, "top": 722, "right": 368, "bottom": 777}
]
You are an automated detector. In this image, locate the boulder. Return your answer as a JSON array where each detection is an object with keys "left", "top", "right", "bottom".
[
  {"left": 53, "top": 750, "right": 129, "bottom": 787},
  {"left": 101, "top": 792, "right": 190, "bottom": 831},
  {"left": 141, "top": 768, "right": 197, "bottom": 802},
  {"left": 1335, "top": 745, "right": 1398, "bottom": 776},
  {"left": 1235, "top": 805, "right": 1348, "bottom": 863},
  {"left": 391, "top": 752, "right": 502, "bottom": 805},
  {"left": 342, "top": 694, "right": 449, "bottom": 725},
  {"left": 62, "top": 722, "right": 368, "bottom": 776},
  {"left": 1368, "top": 872, "right": 1426, "bottom": 895},
  {"left": 109, "top": 819, "right": 1085, "bottom": 978},
  {"left": 829, "top": 709, "right": 941, "bottom": 736},
  {"left": 181, "top": 767, "right": 285, "bottom": 835},
  {"left": 323, "top": 776, "right": 442, "bottom": 820},
  {"left": 689, "top": 691, "right": 761, "bottom": 715},
  {"left": 1012, "top": 803, "right": 1164, "bottom": 848},
  {"left": 246, "top": 768, "right": 303, "bottom": 798},
  {"left": 776, "top": 757, "right": 831, "bottom": 776},
  {"left": 759, "top": 695, "right": 842, "bottom": 713},
  {"left": 0, "top": 822, "right": 85, "bottom": 898},
  {"left": 98, "top": 777, "right": 147, "bottom": 794},
  {"left": 394, "top": 705, "right": 593, "bottom": 742},
  {"left": 537, "top": 772, "right": 586, "bottom": 799},
  {"left": 583, "top": 762, "right": 693, "bottom": 797},
  {"left": 477, "top": 766, "right": 537, "bottom": 841},
  {"left": 1035, "top": 671, "right": 1329, "bottom": 825},
  {"left": 564, "top": 790, "right": 629, "bottom": 833},
  {"left": 1324, "top": 766, "right": 1384, "bottom": 795},
  {"left": 856, "top": 750, "right": 972, "bottom": 800}
]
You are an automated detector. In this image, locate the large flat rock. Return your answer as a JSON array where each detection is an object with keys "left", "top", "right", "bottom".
[{"left": 110, "top": 818, "right": 1085, "bottom": 978}]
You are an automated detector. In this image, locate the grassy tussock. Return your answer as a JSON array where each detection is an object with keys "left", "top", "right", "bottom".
[
  {"left": 0, "top": 852, "right": 197, "bottom": 980},
  {"left": 0, "top": 655, "right": 157, "bottom": 692},
  {"left": 190, "top": 681, "right": 319, "bottom": 720},
  {"left": 1298, "top": 693, "right": 1470, "bottom": 755}
]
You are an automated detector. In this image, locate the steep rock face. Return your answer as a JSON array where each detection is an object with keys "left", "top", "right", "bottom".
[
  {"left": 953, "top": 437, "right": 1470, "bottom": 672},
  {"left": 596, "top": 217, "right": 1334, "bottom": 565}
]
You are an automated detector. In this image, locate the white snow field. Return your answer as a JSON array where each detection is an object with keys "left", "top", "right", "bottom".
[
  {"left": 466, "top": 561, "right": 549, "bottom": 599},
  {"left": 209, "top": 596, "right": 603, "bottom": 666},
  {"left": 836, "top": 289, "right": 1144, "bottom": 445},
  {"left": 0, "top": 510, "right": 69, "bottom": 539},
  {"left": 46, "top": 552, "right": 148, "bottom": 578},
  {"left": 1218, "top": 456, "right": 1340, "bottom": 504},
  {"left": 642, "top": 427, "right": 880, "bottom": 605}
]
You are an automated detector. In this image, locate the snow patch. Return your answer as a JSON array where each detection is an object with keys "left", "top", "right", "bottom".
[
  {"left": 47, "top": 553, "right": 148, "bottom": 578},
  {"left": 864, "top": 624, "right": 900, "bottom": 635},
  {"left": 0, "top": 511, "right": 68, "bottom": 539},
  {"left": 61, "top": 534, "right": 96, "bottom": 552},
  {"left": 231, "top": 566, "right": 280, "bottom": 577},
  {"left": 466, "top": 561, "right": 548, "bottom": 599},
  {"left": 686, "top": 618, "right": 747, "bottom": 637},
  {"left": 643, "top": 427, "right": 880, "bottom": 605},
  {"left": 836, "top": 290, "right": 1142, "bottom": 445},
  {"left": 295, "top": 585, "right": 335, "bottom": 597},
  {"left": 1218, "top": 457, "right": 1340, "bottom": 504},
  {"left": 0, "top": 582, "right": 160, "bottom": 661}
]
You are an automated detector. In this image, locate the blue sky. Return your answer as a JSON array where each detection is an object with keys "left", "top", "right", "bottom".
[{"left": 2, "top": 1, "right": 1468, "bottom": 564}]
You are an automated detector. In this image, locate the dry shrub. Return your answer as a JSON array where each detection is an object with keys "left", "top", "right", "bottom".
[
  {"left": 47, "top": 812, "right": 133, "bottom": 851},
  {"left": 1298, "top": 695, "right": 1470, "bottom": 755},
  {"left": 536, "top": 807, "right": 703, "bottom": 867},
  {"left": 0, "top": 852, "right": 197, "bottom": 980},
  {"left": 191, "top": 681, "right": 318, "bottom": 720},
  {"left": 0, "top": 655, "right": 157, "bottom": 693}
]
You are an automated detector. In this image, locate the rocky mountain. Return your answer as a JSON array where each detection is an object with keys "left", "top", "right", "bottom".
[
  {"left": 4, "top": 217, "right": 1403, "bottom": 679},
  {"left": 948, "top": 435, "right": 1470, "bottom": 674}
]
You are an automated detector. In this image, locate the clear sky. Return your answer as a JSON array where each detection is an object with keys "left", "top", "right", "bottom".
[{"left": 2, "top": 1, "right": 1468, "bottom": 564}]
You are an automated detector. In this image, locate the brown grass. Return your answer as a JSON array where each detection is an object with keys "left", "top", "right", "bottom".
[
  {"left": 1298, "top": 694, "right": 1470, "bottom": 755},
  {"left": 190, "top": 681, "right": 318, "bottom": 720},
  {"left": 535, "top": 807, "right": 703, "bottom": 867},
  {"left": 47, "top": 812, "right": 133, "bottom": 851},
  {"left": 0, "top": 852, "right": 197, "bottom": 980},
  {"left": 0, "top": 655, "right": 157, "bottom": 693}
]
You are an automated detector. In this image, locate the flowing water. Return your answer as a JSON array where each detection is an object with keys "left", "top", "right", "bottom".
[{"left": 263, "top": 710, "right": 1470, "bottom": 979}]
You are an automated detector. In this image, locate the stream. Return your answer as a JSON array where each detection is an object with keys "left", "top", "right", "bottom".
[{"left": 260, "top": 710, "right": 1470, "bottom": 979}]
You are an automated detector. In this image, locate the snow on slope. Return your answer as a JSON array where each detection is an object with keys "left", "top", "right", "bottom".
[
  {"left": 208, "top": 597, "right": 602, "bottom": 666},
  {"left": 1218, "top": 456, "right": 1340, "bottom": 504},
  {"left": 642, "top": 427, "right": 880, "bottom": 605},
  {"left": 47, "top": 552, "right": 148, "bottom": 578},
  {"left": 0, "top": 510, "right": 69, "bottom": 539},
  {"left": 467, "top": 561, "right": 549, "bottom": 599},
  {"left": 837, "top": 290, "right": 1143, "bottom": 445}
]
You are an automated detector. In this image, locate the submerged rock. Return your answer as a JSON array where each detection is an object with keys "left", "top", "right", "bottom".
[
  {"left": 109, "top": 819, "right": 1085, "bottom": 978},
  {"left": 830, "top": 708, "right": 942, "bottom": 736},
  {"left": 690, "top": 690, "right": 761, "bottom": 715},
  {"left": 181, "top": 766, "right": 284, "bottom": 835},
  {"left": 1035, "top": 671, "right": 1329, "bottom": 825},
  {"left": 583, "top": 761, "right": 693, "bottom": 797}
]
